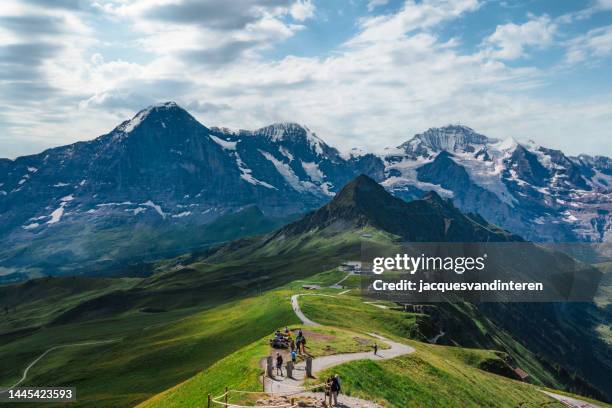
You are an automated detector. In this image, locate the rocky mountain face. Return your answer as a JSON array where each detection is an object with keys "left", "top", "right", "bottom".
[
  {"left": 381, "top": 125, "right": 612, "bottom": 242},
  {"left": 0, "top": 102, "right": 382, "bottom": 231},
  {"left": 0, "top": 102, "right": 383, "bottom": 281},
  {"left": 277, "top": 174, "right": 520, "bottom": 243},
  {"left": 0, "top": 103, "right": 610, "bottom": 280}
]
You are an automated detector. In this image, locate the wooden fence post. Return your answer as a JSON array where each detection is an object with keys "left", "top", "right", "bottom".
[
  {"left": 207, "top": 393, "right": 211, "bottom": 408},
  {"left": 305, "top": 357, "right": 313, "bottom": 378},
  {"left": 224, "top": 386, "right": 228, "bottom": 406}
]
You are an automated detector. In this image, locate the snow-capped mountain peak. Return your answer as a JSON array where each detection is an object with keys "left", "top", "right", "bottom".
[
  {"left": 1, "top": 103, "right": 610, "bottom": 258},
  {"left": 256, "top": 122, "right": 327, "bottom": 156},
  {"left": 115, "top": 101, "right": 192, "bottom": 135},
  {"left": 399, "top": 125, "right": 497, "bottom": 158}
]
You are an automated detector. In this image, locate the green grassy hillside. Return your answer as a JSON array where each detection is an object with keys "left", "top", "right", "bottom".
[
  {"left": 1, "top": 219, "right": 610, "bottom": 406},
  {"left": 139, "top": 283, "right": 611, "bottom": 408},
  {"left": 0, "top": 291, "right": 297, "bottom": 407},
  {"left": 315, "top": 343, "right": 562, "bottom": 408}
]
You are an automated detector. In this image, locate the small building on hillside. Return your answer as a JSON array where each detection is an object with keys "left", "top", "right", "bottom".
[
  {"left": 340, "top": 261, "right": 362, "bottom": 273},
  {"left": 514, "top": 367, "right": 530, "bottom": 382}
]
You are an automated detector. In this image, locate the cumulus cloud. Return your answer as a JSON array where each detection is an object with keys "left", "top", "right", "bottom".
[
  {"left": 290, "top": 0, "right": 315, "bottom": 21},
  {"left": 483, "top": 15, "right": 557, "bottom": 60},
  {"left": 1, "top": 0, "right": 612, "bottom": 159}
]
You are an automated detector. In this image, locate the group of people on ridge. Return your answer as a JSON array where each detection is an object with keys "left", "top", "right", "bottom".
[
  {"left": 274, "top": 327, "right": 307, "bottom": 377},
  {"left": 270, "top": 326, "right": 353, "bottom": 406}
]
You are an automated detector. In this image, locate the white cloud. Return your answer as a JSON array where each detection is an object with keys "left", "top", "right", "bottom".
[
  {"left": 349, "top": 0, "right": 480, "bottom": 45},
  {"left": 367, "top": 0, "right": 389, "bottom": 12},
  {"left": 290, "top": 0, "right": 315, "bottom": 21},
  {"left": 595, "top": 0, "right": 612, "bottom": 10},
  {"left": 1, "top": 0, "right": 612, "bottom": 160},
  {"left": 565, "top": 25, "right": 612, "bottom": 64},
  {"left": 483, "top": 15, "right": 557, "bottom": 60}
]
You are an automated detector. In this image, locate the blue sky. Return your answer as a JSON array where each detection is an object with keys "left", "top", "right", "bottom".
[{"left": 1, "top": 0, "right": 611, "bottom": 158}]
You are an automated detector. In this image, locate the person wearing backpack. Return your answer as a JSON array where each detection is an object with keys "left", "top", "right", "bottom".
[
  {"left": 324, "top": 376, "right": 333, "bottom": 407},
  {"left": 330, "top": 374, "right": 341, "bottom": 406},
  {"left": 275, "top": 352, "right": 283, "bottom": 376}
]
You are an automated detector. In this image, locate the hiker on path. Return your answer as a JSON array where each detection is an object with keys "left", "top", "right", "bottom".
[
  {"left": 295, "top": 333, "right": 302, "bottom": 354},
  {"left": 331, "top": 374, "right": 341, "bottom": 406},
  {"left": 300, "top": 336, "right": 307, "bottom": 354},
  {"left": 324, "top": 376, "right": 333, "bottom": 407},
  {"left": 373, "top": 342, "right": 378, "bottom": 355},
  {"left": 276, "top": 352, "right": 283, "bottom": 376},
  {"left": 291, "top": 349, "right": 297, "bottom": 363}
]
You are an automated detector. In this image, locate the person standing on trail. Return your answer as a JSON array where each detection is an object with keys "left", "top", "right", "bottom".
[
  {"left": 291, "top": 349, "right": 297, "bottom": 363},
  {"left": 331, "top": 374, "right": 341, "bottom": 406},
  {"left": 295, "top": 334, "right": 302, "bottom": 354},
  {"left": 275, "top": 352, "right": 283, "bottom": 376},
  {"left": 324, "top": 376, "right": 333, "bottom": 407},
  {"left": 300, "top": 336, "right": 307, "bottom": 354},
  {"left": 373, "top": 343, "right": 378, "bottom": 355}
]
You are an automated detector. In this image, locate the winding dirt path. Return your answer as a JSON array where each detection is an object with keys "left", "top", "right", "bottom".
[
  {"left": 541, "top": 391, "right": 603, "bottom": 408},
  {"left": 266, "top": 294, "right": 415, "bottom": 406},
  {"left": 0, "top": 339, "right": 120, "bottom": 394}
]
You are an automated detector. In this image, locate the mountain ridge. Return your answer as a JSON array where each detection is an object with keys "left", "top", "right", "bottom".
[
  {"left": 275, "top": 174, "right": 519, "bottom": 243},
  {"left": 0, "top": 102, "right": 610, "bottom": 280}
]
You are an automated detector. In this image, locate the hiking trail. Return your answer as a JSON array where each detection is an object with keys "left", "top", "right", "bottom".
[
  {"left": 264, "top": 294, "right": 414, "bottom": 407},
  {"left": 0, "top": 339, "right": 120, "bottom": 394}
]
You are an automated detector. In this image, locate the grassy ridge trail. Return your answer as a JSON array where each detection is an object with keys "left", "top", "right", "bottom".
[{"left": 262, "top": 294, "right": 415, "bottom": 406}]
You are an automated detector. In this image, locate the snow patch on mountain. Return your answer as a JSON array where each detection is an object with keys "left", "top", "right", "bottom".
[
  {"left": 141, "top": 200, "right": 166, "bottom": 218},
  {"left": 210, "top": 135, "right": 237, "bottom": 150},
  {"left": 234, "top": 152, "right": 276, "bottom": 189},
  {"left": 47, "top": 203, "right": 66, "bottom": 224},
  {"left": 381, "top": 154, "right": 453, "bottom": 198},
  {"left": 132, "top": 207, "right": 147, "bottom": 215},
  {"left": 118, "top": 101, "right": 179, "bottom": 134},
  {"left": 259, "top": 150, "right": 320, "bottom": 194},
  {"left": 301, "top": 161, "right": 324, "bottom": 183},
  {"left": 279, "top": 146, "right": 294, "bottom": 161},
  {"left": 301, "top": 161, "right": 334, "bottom": 196},
  {"left": 258, "top": 123, "right": 326, "bottom": 156},
  {"left": 450, "top": 147, "right": 517, "bottom": 206},
  {"left": 340, "top": 147, "right": 366, "bottom": 160}
]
